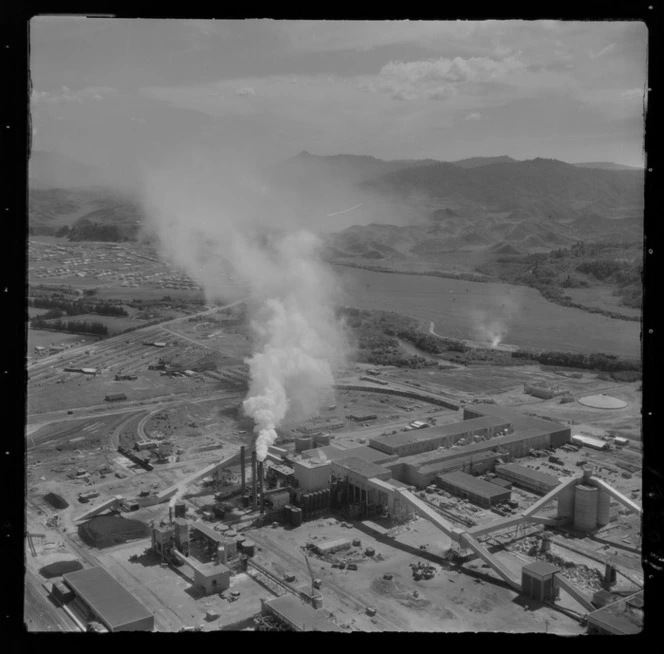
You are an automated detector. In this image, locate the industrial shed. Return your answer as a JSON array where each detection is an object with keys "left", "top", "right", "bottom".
[
  {"left": 261, "top": 596, "right": 343, "bottom": 631},
  {"left": 63, "top": 567, "right": 154, "bottom": 632},
  {"left": 436, "top": 471, "right": 511, "bottom": 507},
  {"left": 495, "top": 463, "right": 560, "bottom": 494},
  {"left": 369, "top": 416, "right": 510, "bottom": 457}
]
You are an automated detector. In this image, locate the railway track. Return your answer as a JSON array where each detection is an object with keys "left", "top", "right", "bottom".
[{"left": 248, "top": 531, "right": 409, "bottom": 631}]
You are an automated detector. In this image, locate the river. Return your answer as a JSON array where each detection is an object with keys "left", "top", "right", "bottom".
[{"left": 334, "top": 266, "right": 641, "bottom": 358}]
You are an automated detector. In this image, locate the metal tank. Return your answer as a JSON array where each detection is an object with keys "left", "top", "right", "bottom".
[
  {"left": 597, "top": 489, "right": 611, "bottom": 527},
  {"left": 574, "top": 484, "right": 598, "bottom": 531}
]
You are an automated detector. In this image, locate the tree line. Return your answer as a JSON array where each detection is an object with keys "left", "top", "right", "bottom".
[
  {"left": 30, "top": 317, "right": 109, "bottom": 335},
  {"left": 28, "top": 297, "right": 128, "bottom": 317}
]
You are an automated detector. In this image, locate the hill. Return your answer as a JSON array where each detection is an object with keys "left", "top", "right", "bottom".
[{"left": 29, "top": 150, "right": 107, "bottom": 189}]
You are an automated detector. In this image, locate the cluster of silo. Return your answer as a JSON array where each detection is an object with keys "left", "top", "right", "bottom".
[
  {"left": 298, "top": 489, "right": 330, "bottom": 521},
  {"left": 556, "top": 473, "right": 612, "bottom": 532}
]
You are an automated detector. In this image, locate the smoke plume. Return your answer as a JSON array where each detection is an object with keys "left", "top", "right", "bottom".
[
  {"left": 471, "top": 290, "right": 522, "bottom": 348},
  {"left": 140, "top": 151, "right": 348, "bottom": 461}
]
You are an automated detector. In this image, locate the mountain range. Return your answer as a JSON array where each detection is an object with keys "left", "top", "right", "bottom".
[{"left": 29, "top": 150, "right": 644, "bottom": 254}]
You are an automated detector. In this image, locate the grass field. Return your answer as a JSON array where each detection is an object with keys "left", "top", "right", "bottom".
[
  {"left": 563, "top": 286, "right": 641, "bottom": 319},
  {"left": 335, "top": 266, "right": 641, "bottom": 358},
  {"left": 28, "top": 329, "right": 98, "bottom": 351}
]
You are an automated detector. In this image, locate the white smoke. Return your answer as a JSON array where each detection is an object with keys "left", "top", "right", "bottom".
[
  {"left": 139, "top": 150, "right": 348, "bottom": 462},
  {"left": 471, "top": 290, "right": 522, "bottom": 348}
]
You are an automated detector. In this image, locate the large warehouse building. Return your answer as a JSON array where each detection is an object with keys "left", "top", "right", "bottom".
[
  {"left": 436, "top": 471, "right": 511, "bottom": 507},
  {"left": 495, "top": 463, "right": 560, "bottom": 495},
  {"left": 369, "top": 416, "right": 511, "bottom": 457},
  {"left": 63, "top": 567, "right": 154, "bottom": 632}
]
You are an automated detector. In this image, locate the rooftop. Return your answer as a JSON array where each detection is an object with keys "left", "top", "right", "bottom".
[
  {"left": 191, "top": 522, "right": 226, "bottom": 544},
  {"left": 522, "top": 560, "right": 560, "bottom": 577},
  {"left": 437, "top": 471, "right": 511, "bottom": 499},
  {"left": 465, "top": 404, "right": 565, "bottom": 432},
  {"left": 496, "top": 463, "right": 560, "bottom": 486},
  {"left": 332, "top": 456, "right": 391, "bottom": 480},
  {"left": 63, "top": 567, "right": 153, "bottom": 630},
  {"left": 370, "top": 416, "right": 508, "bottom": 449},
  {"left": 264, "top": 594, "right": 343, "bottom": 632},
  {"left": 587, "top": 591, "right": 644, "bottom": 635}
]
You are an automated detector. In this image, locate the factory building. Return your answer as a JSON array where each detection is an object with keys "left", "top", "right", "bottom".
[
  {"left": 329, "top": 457, "right": 396, "bottom": 519},
  {"left": 63, "top": 567, "right": 154, "bottom": 632},
  {"left": 495, "top": 463, "right": 560, "bottom": 495},
  {"left": 462, "top": 405, "right": 571, "bottom": 449},
  {"left": 260, "top": 596, "right": 343, "bottom": 632},
  {"left": 521, "top": 561, "right": 560, "bottom": 603},
  {"left": 389, "top": 449, "right": 505, "bottom": 489},
  {"left": 292, "top": 459, "right": 331, "bottom": 492},
  {"left": 436, "top": 471, "right": 511, "bottom": 508},
  {"left": 302, "top": 444, "right": 398, "bottom": 466},
  {"left": 572, "top": 434, "right": 610, "bottom": 451},
  {"left": 369, "top": 416, "right": 511, "bottom": 457}
]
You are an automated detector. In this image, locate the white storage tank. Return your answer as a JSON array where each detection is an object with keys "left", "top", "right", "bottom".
[
  {"left": 557, "top": 485, "right": 575, "bottom": 522},
  {"left": 597, "top": 489, "right": 611, "bottom": 527},
  {"left": 574, "top": 484, "right": 598, "bottom": 531}
]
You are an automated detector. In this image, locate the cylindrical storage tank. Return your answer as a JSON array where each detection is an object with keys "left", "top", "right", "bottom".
[
  {"left": 290, "top": 507, "right": 303, "bottom": 527},
  {"left": 236, "top": 536, "right": 246, "bottom": 551},
  {"left": 242, "top": 494, "right": 250, "bottom": 508},
  {"left": 302, "top": 493, "right": 310, "bottom": 514},
  {"left": 323, "top": 488, "right": 330, "bottom": 508},
  {"left": 574, "top": 484, "right": 598, "bottom": 531},
  {"left": 174, "top": 502, "right": 186, "bottom": 518},
  {"left": 295, "top": 437, "right": 314, "bottom": 452},
  {"left": 242, "top": 539, "right": 255, "bottom": 557},
  {"left": 557, "top": 485, "right": 575, "bottom": 522},
  {"left": 597, "top": 489, "right": 611, "bottom": 527},
  {"left": 315, "top": 434, "right": 331, "bottom": 447},
  {"left": 312, "top": 490, "right": 319, "bottom": 512}
]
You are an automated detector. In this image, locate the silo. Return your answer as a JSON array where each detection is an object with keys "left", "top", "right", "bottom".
[
  {"left": 574, "top": 485, "right": 598, "bottom": 531},
  {"left": 295, "top": 437, "right": 314, "bottom": 452},
  {"left": 315, "top": 434, "right": 331, "bottom": 447},
  {"left": 557, "top": 485, "right": 575, "bottom": 522},
  {"left": 597, "top": 489, "right": 611, "bottom": 527}
]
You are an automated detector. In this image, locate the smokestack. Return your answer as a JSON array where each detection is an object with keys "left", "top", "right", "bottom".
[
  {"left": 240, "top": 446, "right": 246, "bottom": 495},
  {"left": 251, "top": 450, "right": 258, "bottom": 510},
  {"left": 169, "top": 505, "right": 173, "bottom": 524},
  {"left": 259, "top": 461, "right": 265, "bottom": 515}
]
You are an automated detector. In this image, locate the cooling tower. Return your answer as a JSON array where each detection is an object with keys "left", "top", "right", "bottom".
[{"left": 574, "top": 484, "right": 598, "bottom": 531}]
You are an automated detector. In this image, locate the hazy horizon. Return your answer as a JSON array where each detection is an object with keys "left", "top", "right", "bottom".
[{"left": 30, "top": 18, "right": 647, "bottom": 187}]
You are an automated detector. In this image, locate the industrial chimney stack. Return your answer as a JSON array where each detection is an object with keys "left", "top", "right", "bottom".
[
  {"left": 251, "top": 451, "right": 258, "bottom": 510},
  {"left": 240, "top": 446, "right": 246, "bottom": 496},
  {"left": 258, "top": 461, "right": 265, "bottom": 514}
]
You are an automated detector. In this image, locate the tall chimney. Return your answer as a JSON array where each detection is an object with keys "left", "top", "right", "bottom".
[
  {"left": 259, "top": 462, "right": 265, "bottom": 514},
  {"left": 169, "top": 505, "right": 173, "bottom": 524},
  {"left": 240, "top": 446, "right": 246, "bottom": 495},
  {"left": 251, "top": 451, "right": 258, "bottom": 510}
]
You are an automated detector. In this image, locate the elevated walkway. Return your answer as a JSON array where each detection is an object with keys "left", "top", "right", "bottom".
[
  {"left": 156, "top": 448, "right": 250, "bottom": 502},
  {"left": 74, "top": 495, "right": 123, "bottom": 523},
  {"left": 393, "top": 488, "right": 457, "bottom": 539},
  {"left": 460, "top": 533, "right": 521, "bottom": 589},
  {"left": 554, "top": 573, "right": 596, "bottom": 612},
  {"left": 590, "top": 477, "right": 642, "bottom": 516}
]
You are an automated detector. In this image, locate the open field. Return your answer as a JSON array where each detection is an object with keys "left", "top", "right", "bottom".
[
  {"left": 28, "top": 329, "right": 99, "bottom": 352},
  {"left": 563, "top": 286, "right": 642, "bottom": 320},
  {"left": 335, "top": 266, "right": 640, "bottom": 358}
]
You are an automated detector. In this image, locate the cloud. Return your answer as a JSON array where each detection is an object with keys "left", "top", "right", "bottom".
[
  {"left": 366, "top": 55, "right": 525, "bottom": 102},
  {"left": 236, "top": 86, "right": 256, "bottom": 96},
  {"left": 589, "top": 43, "right": 616, "bottom": 59},
  {"left": 31, "top": 85, "right": 115, "bottom": 104},
  {"left": 465, "top": 112, "right": 482, "bottom": 120}
]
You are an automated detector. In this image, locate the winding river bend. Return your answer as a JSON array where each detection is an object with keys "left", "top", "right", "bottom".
[{"left": 335, "top": 266, "right": 641, "bottom": 359}]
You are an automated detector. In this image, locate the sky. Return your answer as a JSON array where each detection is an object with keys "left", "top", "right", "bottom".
[{"left": 30, "top": 18, "right": 648, "bottom": 185}]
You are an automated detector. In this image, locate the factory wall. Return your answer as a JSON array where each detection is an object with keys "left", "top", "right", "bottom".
[
  {"left": 436, "top": 473, "right": 510, "bottom": 508},
  {"left": 495, "top": 464, "right": 559, "bottom": 495},
  {"left": 293, "top": 461, "right": 331, "bottom": 491}
]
